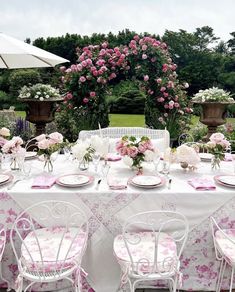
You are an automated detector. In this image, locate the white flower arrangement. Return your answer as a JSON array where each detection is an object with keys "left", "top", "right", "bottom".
[
  {"left": 19, "top": 83, "right": 60, "bottom": 101},
  {"left": 192, "top": 87, "right": 234, "bottom": 103},
  {"left": 176, "top": 144, "right": 200, "bottom": 168}
]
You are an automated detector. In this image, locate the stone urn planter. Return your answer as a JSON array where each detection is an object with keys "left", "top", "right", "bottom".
[
  {"left": 21, "top": 97, "right": 63, "bottom": 136},
  {"left": 194, "top": 101, "right": 235, "bottom": 141}
]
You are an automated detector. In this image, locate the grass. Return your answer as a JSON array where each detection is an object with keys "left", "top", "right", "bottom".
[{"left": 109, "top": 114, "right": 145, "bottom": 127}]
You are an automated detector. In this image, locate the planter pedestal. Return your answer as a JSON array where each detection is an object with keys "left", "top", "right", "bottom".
[
  {"left": 21, "top": 98, "right": 63, "bottom": 136},
  {"left": 194, "top": 102, "right": 234, "bottom": 141}
]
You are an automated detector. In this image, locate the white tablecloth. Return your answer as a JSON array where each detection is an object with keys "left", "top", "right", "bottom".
[{"left": 1, "top": 155, "right": 235, "bottom": 291}]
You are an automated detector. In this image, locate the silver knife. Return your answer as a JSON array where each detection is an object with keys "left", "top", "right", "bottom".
[{"left": 95, "top": 179, "right": 102, "bottom": 190}]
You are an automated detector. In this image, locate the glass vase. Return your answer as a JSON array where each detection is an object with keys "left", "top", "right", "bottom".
[
  {"left": 44, "top": 155, "right": 53, "bottom": 172},
  {"left": 211, "top": 155, "right": 221, "bottom": 170},
  {"left": 11, "top": 155, "right": 20, "bottom": 171},
  {"left": 79, "top": 158, "right": 89, "bottom": 171}
]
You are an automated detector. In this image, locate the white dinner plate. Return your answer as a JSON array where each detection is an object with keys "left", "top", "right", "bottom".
[
  {"left": 129, "top": 175, "right": 165, "bottom": 189},
  {"left": 132, "top": 175, "right": 162, "bottom": 186},
  {"left": 25, "top": 151, "right": 37, "bottom": 159},
  {"left": 0, "top": 174, "right": 11, "bottom": 184},
  {"left": 199, "top": 153, "right": 213, "bottom": 162},
  {"left": 216, "top": 175, "right": 235, "bottom": 186},
  {"left": 56, "top": 174, "right": 94, "bottom": 188}
]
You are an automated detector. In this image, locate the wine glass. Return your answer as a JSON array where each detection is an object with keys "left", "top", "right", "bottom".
[
  {"left": 92, "top": 152, "right": 101, "bottom": 173},
  {"left": 63, "top": 147, "right": 71, "bottom": 160}
]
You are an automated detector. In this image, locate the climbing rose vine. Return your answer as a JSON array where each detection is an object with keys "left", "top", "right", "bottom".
[{"left": 60, "top": 35, "right": 192, "bottom": 140}]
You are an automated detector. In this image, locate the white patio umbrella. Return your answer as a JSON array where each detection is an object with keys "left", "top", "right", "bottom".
[{"left": 0, "top": 32, "right": 69, "bottom": 69}]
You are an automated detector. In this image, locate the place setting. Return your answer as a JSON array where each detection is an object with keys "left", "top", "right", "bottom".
[
  {"left": 55, "top": 173, "right": 95, "bottom": 188},
  {"left": 214, "top": 175, "right": 235, "bottom": 188}
]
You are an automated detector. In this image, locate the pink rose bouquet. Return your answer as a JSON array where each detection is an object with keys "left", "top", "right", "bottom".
[
  {"left": 116, "top": 136, "right": 156, "bottom": 170},
  {"left": 35, "top": 132, "right": 64, "bottom": 156},
  {"left": 206, "top": 132, "right": 230, "bottom": 169},
  {"left": 2, "top": 136, "right": 23, "bottom": 154},
  {"left": 35, "top": 132, "right": 64, "bottom": 172}
]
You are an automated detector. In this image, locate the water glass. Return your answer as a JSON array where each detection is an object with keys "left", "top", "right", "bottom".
[
  {"left": 153, "top": 155, "right": 161, "bottom": 173},
  {"left": 159, "top": 160, "right": 171, "bottom": 175},
  {"left": 101, "top": 161, "right": 110, "bottom": 180},
  {"left": 92, "top": 152, "right": 101, "bottom": 172},
  {"left": 23, "top": 162, "right": 32, "bottom": 177},
  {"left": 63, "top": 147, "right": 71, "bottom": 160}
]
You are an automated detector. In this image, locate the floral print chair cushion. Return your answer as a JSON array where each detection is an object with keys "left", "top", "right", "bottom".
[
  {"left": 215, "top": 229, "right": 235, "bottom": 266},
  {"left": 113, "top": 231, "right": 177, "bottom": 274},
  {"left": 21, "top": 226, "right": 87, "bottom": 272}
]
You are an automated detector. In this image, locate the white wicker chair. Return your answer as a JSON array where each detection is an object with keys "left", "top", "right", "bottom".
[
  {"left": 113, "top": 210, "right": 189, "bottom": 292},
  {"left": 0, "top": 228, "right": 10, "bottom": 290},
  {"left": 79, "top": 127, "right": 170, "bottom": 151},
  {"left": 210, "top": 216, "right": 235, "bottom": 292},
  {"left": 10, "top": 201, "right": 88, "bottom": 292}
]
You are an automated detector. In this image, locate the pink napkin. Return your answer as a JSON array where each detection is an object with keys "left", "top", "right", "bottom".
[
  {"left": 32, "top": 176, "right": 56, "bottom": 189},
  {"left": 108, "top": 177, "right": 127, "bottom": 190},
  {"left": 188, "top": 178, "right": 216, "bottom": 191},
  {"left": 106, "top": 153, "right": 121, "bottom": 162}
]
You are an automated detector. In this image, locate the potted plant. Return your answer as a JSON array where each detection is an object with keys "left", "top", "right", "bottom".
[
  {"left": 19, "top": 83, "right": 63, "bottom": 135},
  {"left": 192, "top": 87, "right": 235, "bottom": 141}
]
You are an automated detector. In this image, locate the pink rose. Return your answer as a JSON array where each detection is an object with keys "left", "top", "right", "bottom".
[
  {"left": 83, "top": 97, "right": 89, "bottom": 103},
  {"left": 90, "top": 92, "right": 96, "bottom": 97},
  {"left": 35, "top": 134, "right": 46, "bottom": 142},
  {"left": 160, "top": 87, "right": 166, "bottom": 92},
  {"left": 66, "top": 93, "right": 73, "bottom": 100},
  {"left": 156, "top": 78, "right": 162, "bottom": 84},
  {"left": 143, "top": 75, "right": 149, "bottom": 82},
  {"left": 126, "top": 146, "right": 138, "bottom": 158},
  {"left": 142, "top": 54, "right": 147, "bottom": 60},
  {"left": 79, "top": 76, "right": 86, "bottom": 83},
  {"left": 142, "top": 45, "right": 147, "bottom": 51},
  {"left": 48, "top": 132, "right": 63, "bottom": 143},
  {"left": 210, "top": 133, "right": 224, "bottom": 143},
  {"left": 38, "top": 139, "right": 51, "bottom": 150}
]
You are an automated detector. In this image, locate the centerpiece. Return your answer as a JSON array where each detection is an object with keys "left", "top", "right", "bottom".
[
  {"left": 72, "top": 135, "right": 108, "bottom": 170},
  {"left": 116, "top": 136, "right": 156, "bottom": 173},
  {"left": 1, "top": 136, "right": 24, "bottom": 170},
  {"left": 205, "top": 132, "right": 230, "bottom": 170},
  {"left": 176, "top": 144, "right": 200, "bottom": 170},
  {"left": 192, "top": 87, "right": 235, "bottom": 141},
  {"left": 19, "top": 83, "right": 64, "bottom": 136},
  {"left": 35, "top": 132, "right": 64, "bottom": 172}
]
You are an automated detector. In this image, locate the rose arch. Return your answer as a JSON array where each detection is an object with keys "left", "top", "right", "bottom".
[{"left": 59, "top": 35, "right": 192, "bottom": 141}]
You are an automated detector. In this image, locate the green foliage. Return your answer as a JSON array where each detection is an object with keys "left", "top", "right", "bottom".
[
  {"left": 107, "top": 80, "right": 146, "bottom": 114},
  {"left": 8, "top": 69, "right": 42, "bottom": 110},
  {"left": 0, "top": 91, "right": 12, "bottom": 109}
]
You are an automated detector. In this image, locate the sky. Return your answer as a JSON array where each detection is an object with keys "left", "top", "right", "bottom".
[{"left": 0, "top": 0, "right": 234, "bottom": 42}]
